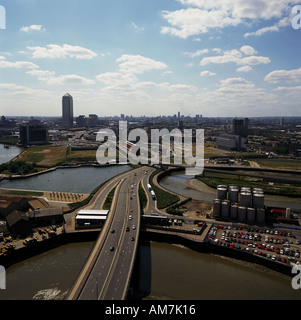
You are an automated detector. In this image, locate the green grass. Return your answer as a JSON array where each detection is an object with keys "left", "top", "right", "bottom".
[
  {"left": 255, "top": 158, "right": 301, "bottom": 170},
  {"left": 197, "top": 173, "right": 301, "bottom": 197},
  {"left": 102, "top": 186, "right": 116, "bottom": 210},
  {"left": 149, "top": 170, "right": 180, "bottom": 209},
  {"left": 139, "top": 183, "right": 147, "bottom": 209}
]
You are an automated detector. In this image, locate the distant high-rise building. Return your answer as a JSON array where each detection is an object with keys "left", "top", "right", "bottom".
[
  {"left": 20, "top": 120, "right": 48, "bottom": 146},
  {"left": 233, "top": 118, "right": 248, "bottom": 137},
  {"left": 62, "top": 93, "right": 74, "bottom": 128}
]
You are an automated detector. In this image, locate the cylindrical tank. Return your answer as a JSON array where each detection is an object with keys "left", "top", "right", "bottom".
[
  {"left": 286, "top": 208, "right": 291, "bottom": 219},
  {"left": 221, "top": 200, "right": 230, "bottom": 218},
  {"left": 241, "top": 187, "right": 251, "bottom": 193},
  {"left": 213, "top": 199, "right": 221, "bottom": 217},
  {"left": 239, "top": 192, "right": 252, "bottom": 207},
  {"left": 217, "top": 186, "right": 227, "bottom": 200},
  {"left": 253, "top": 188, "right": 263, "bottom": 194},
  {"left": 238, "top": 206, "right": 247, "bottom": 222},
  {"left": 230, "top": 203, "right": 238, "bottom": 220},
  {"left": 253, "top": 192, "right": 264, "bottom": 209},
  {"left": 247, "top": 207, "right": 256, "bottom": 224},
  {"left": 256, "top": 208, "right": 265, "bottom": 225},
  {"left": 228, "top": 187, "right": 239, "bottom": 203}
]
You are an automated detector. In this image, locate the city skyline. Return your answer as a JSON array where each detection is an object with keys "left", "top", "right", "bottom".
[{"left": 1, "top": 0, "right": 301, "bottom": 118}]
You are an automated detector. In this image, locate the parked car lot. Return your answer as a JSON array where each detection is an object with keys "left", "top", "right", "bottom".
[{"left": 206, "top": 224, "right": 301, "bottom": 266}]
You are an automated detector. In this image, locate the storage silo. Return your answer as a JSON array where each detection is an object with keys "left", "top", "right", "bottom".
[
  {"left": 286, "top": 208, "right": 291, "bottom": 219},
  {"left": 247, "top": 207, "right": 256, "bottom": 224},
  {"left": 256, "top": 208, "right": 265, "bottom": 225},
  {"left": 228, "top": 187, "right": 239, "bottom": 203},
  {"left": 221, "top": 200, "right": 230, "bottom": 218},
  {"left": 239, "top": 192, "right": 252, "bottom": 207},
  {"left": 213, "top": 199, "right": 221, "bottom": 217},
  {"left": 238, "top": 206, "right": 247, "bottom": 222},
  {"left": 253, "top": 188, "right": 263, "bottom": 194},
  {"left": 253, "top": 192, "right": 264, "bottom": 209},
  {"left": 217, "top": 186, "right": 228, "bottom": 200},
  {"left": 230, "top": 203, "right": 238, "bottom": 220}
]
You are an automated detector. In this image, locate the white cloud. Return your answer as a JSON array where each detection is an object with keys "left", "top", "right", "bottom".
[
  {"left": 236, "top": 66, "right": 253, "bottom": 73},
  {"left": 27, "top": 44, "right": 97, "bottom": 60},
  {"left": 240, "top": 45, "right": 257, "bottom": 55},
  {"left": 0, "top": 59, "right": 39, "bottom": 69},
  {"left": 184, "top": 49, "right": 209, "bottom": 58},
  {"left": 161, "top": 0, "right": 299, "bottom": 38},
  {"left": 47, "top": 74, "right": 95, "bottom": 85},
  {"left": 161, "top": 8, "right": 241, "bottom": 39},
  {"left": 27, "top": 69, "right": 95, "bottom": 85},
  {"left": 116, "top": 54, "right": 168, "bottom": 74},
  {"left": 244, "top": 16, "right": 292, "bottom": 37},
  {"left": 200, "top": 47, "right": 270, "bottom": 66},
  {"left": 20, "top": 25, "right": 45, "bottom": 32},
  {"left": 200, "top": 70, "right": 216, "bottom": 77},
  {"left": 265, "top": 67, "right": 301, "bottom": 83}
]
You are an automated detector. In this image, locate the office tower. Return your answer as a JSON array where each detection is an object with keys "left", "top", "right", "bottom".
[
  {"left": 20, "top": 120, "right": 48, "bottom": 146},
  {"left": 62, "top": 93, "right": 74, "bottom": 128},
  {"left": 233, "top": 118, "right": 248, "bottom": 137}
]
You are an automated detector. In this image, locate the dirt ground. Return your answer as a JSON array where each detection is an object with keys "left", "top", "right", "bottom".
[{"left": 179, "top": 199, "right": 212, "bottom": 220}]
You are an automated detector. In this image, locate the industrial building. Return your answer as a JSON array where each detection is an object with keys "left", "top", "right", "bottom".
[
  {"left": 75, "top": 209, "right": 108, "bottom": 229},
  {"left": 213, "top": 185, "right": 265, "bottom": 225}
]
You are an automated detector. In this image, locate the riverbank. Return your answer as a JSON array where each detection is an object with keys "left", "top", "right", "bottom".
[{"left": 0, "top": 223, "right": 295, "bottom": 281}]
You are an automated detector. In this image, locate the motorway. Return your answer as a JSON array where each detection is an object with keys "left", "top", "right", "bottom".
[{"left": 67, "top": 166, "right": 153, "bottom": 300}]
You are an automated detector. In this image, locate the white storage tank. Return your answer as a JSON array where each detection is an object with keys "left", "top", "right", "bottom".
[
  {"left": 256, "top": 208, "right": 265, "bottom": 225},
  {"left": 213, "top": 199, "right": 221, "bottom": 217},
  {"left": 239, "top": 192, "right": 252, "bottom": 207},
  {"left": 253, "top": 192, "right": 264, "bottom": 209},
  {"left": 217, "top": 186, "right": 228, "bottom": 200},
  {"left": 247, "top": 207, "right": 256, "bottom": 224},
  {"left": 228, "top": 187, "right": 239, "bottom": 203},
  {"left": 238, "top": 206, "right": 247, "bottom": 222},
  {"left": 253, "top": 188, "right": 263, "bottom": 194},
  {"left": 221, "top": 200, "right": 230, "bottom": 218},
  {"left": 286, "top": 208, "right": 291, "bottom": 219},
  {"left": 230, "top": 204, "right": 238, "bottom": 220}
]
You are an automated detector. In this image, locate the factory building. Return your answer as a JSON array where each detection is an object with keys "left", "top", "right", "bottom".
[{"left": 213, "top": 185, "right": 266, "bottom": 225}]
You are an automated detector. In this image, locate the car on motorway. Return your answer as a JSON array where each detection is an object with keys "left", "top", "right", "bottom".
[
  {"left": 132, "top": 225, "right": 136, "bottom": 230},
  {"left": 131, "top": 237, "right": 135, "bottom": 241},
  {"left": 110, "top": 246, "right": 114, "bottom": 252},
  {"left": 126, "top": 227, "right": 130, "bottom": 232},
  {"left": 129, "top": 215, "right": 133, "bottom": 220},
  {"left": 111, "top": 229, "right": 115, "bottom": 233}
]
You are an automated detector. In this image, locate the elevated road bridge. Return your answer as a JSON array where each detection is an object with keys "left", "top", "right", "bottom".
[{"left": 67, "top": 167, "right": 151, "bottom": 300}]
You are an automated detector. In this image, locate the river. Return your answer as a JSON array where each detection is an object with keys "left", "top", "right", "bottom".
[
  {"left": 0, "top": 165, "right": 133, "bottom": 194},
  {"left": 0, "top": 240, "right": 300, "bottom": 300},
  {"left": 0, "top": 144, "right": 24, "bottom": 165},
  {"left": 0, "top": 144, "right": 301, "bottom": 300}
]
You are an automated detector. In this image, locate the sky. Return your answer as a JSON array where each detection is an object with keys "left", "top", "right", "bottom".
[{"left": 1, "top": 0, "right": 301, "bottom": 118}]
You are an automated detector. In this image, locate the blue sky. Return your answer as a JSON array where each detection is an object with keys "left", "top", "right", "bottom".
[{"left": 1, "top": 0, "right": 301, "bottom": 117}]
